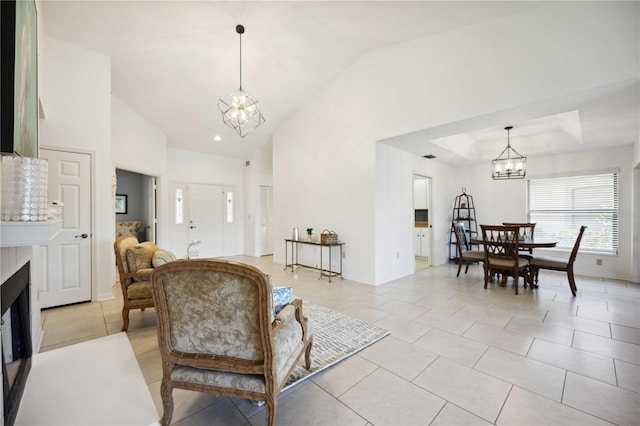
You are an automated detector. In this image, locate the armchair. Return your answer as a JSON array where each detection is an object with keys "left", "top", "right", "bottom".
[
  {"left": 151, "top": 259, "right": 313, "bottom": 426},
  {"left": 114, "top": 236, "right": 158, "bottom": 331}
]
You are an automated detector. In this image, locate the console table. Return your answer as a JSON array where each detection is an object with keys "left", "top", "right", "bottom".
[{"left": 284, "top": 239, "right": 344, "bottom": 282}]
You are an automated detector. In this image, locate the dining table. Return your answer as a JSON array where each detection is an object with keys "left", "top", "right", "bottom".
[
  {"left": 470, "top": 237, "right": 557, "bottom": 249},
  {"left": 470, "top": 236, "right": 558, "bottom": 289}
]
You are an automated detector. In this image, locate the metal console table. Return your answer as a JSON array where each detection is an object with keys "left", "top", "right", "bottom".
[{"left": 284, "top": 239, "right": 344, "bottom": 282}]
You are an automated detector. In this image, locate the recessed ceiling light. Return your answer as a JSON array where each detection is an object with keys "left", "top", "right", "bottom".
[
  {"left": 423, "top": 154, "right": 436, "bottom": 159},
  {"left": 213, "top": 135, "right": 222, "bottom": 142}
]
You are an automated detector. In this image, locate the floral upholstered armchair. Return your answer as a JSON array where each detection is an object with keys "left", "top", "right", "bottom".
[
  {"left": 114, "top": 236, "right": 176, "bottom": 331},
  {"left": 115, "top": 220, "right": 144, "bottom": 239},
  {"left": 151, "top": 259, "right": 313, "bottom": 426}
]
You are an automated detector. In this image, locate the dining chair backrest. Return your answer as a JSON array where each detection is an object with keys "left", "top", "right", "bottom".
[
  {"left": 502, "top": 222, "right": 535, "bottom": 254},
  {"left": 481, "top": 225, "right": 520, "bottom": 259},
  {"left": 502, "top": 223, "right": 535, "bottom": 239},
  {"left": 453, "top": 222, "right": 470, "bottom": 253},
  {"left": 568, "top": 226, "right": 588, "bottom": 265}
]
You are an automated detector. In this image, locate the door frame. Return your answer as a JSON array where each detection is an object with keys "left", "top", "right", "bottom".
[
  {"left": 41, "top": 145, "right": 96, "bottom": 302},
  {"left": 413, "top": 174, "right": 432, "bottom": 267}
]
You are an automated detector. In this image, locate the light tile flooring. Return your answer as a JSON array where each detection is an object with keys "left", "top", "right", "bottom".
[{"left": 39, "top": 256, "right": 640, "bottom": 425}]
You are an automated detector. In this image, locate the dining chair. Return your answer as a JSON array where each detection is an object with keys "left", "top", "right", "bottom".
[
  {"left": 452, "top": 222, "right": 485, "bottom": 277},
  {"left": 502, "top": 222, "right": 536, "bottom": 258},
  {"left": 480, "top": 225, "right": 530, "bottom": 295},
  {"left": 529, "top": 226, "right": 587, "bottom": 296}
]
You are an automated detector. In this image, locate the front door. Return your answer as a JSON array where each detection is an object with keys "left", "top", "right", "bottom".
[
  {"left": 40, "top": 149, "right": 92, "bottom": 308},
  {"left": 187, "top": 183, "right": 224, "bottom": 258}
]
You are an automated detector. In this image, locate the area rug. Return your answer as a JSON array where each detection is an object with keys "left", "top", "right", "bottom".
[{"left": 283, "top": 301, "right": 390, "bottom": 391}]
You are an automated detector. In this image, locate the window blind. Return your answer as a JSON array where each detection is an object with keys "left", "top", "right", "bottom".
[{"left": 528, "top": 173, "right": 618, "bottom": 254}]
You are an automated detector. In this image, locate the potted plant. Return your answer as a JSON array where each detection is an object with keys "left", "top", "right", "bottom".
[{"left": 306, "top": 228, "right": 313, "bottom": 241}]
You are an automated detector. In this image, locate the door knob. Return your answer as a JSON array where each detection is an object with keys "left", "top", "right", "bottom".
[{"left": 75, "top": 233, "right": 88, "bottom": 239}]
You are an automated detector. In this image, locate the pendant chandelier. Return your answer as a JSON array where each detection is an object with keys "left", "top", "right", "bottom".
[
  {"left": 217, "top": 25, "right": 265, "bottom": 138},
  {"left": 492, "top": 126, "right": 526, "bottom": 180}
]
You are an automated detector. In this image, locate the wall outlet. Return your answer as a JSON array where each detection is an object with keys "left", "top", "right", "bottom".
[
  {"left": 397, "top": 251, "right": 400, "bottom": 258},
  {"left": 596, "top": 258, "right": 603, "bottom": 266},
  {"left": 342, "top": 251, "right": 346, "bottom": 259}
]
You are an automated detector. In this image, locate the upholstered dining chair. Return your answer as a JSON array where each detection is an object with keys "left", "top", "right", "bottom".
[
  {"left": 151, "top": 259, "right": 313, "bottom": 426},
  {"left": 452, "top": 222, "right": 485, "bottom": 277},
  {"left": 502, "top": 222, "right": 536, "bottom": 258},
  {"left": 529, "top": 226, "right": 587, "bottom": 296},
  {"left": 480, "top": 225, "right": 530, "bottom": 295},
  {"left": 114, "top": 235, "right": 157, "bottom": 331}
]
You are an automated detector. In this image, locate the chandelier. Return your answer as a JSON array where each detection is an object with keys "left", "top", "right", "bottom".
[
  {"left": 217, "top": 25, "right": 265, "bottom": 138},
  {"left": 492, "top": 126, "right": 526, "bottom": 180}
]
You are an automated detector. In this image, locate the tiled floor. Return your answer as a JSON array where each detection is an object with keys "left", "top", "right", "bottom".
[{"left": 40, "top": 257, "right": 640, "bottom": 425}]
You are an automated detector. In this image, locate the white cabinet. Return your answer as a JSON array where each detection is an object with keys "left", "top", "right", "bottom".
[{"left": 414, "top": 227, "right": 430, "bottom": 258}]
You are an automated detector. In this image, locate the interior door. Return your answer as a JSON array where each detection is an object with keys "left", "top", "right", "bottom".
[
  {"left": 187, "top": 183, "right": 224, "bottom": 258},
  {"left": 40, "top": 149, "right": 92, "bottom": 308},
  {"left": 260, "top": 186, "right": 273, "bottom": 255}
]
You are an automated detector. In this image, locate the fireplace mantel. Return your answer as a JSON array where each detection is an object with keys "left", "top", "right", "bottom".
[{"left": 0, "top": 220, "right": 62, "bottom": 247}]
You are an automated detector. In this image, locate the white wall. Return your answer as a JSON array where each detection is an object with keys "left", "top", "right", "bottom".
[
  {"left": 244, "top": 143, "right": 274, "bottom": 257},
  {"left": 166, "top": 149, "right": 244, "bottom": 257},
  {"left": 455, "top": 146, "right": 635, "bottom": 281},
  {"left": 375, "top": 144, "right": 457, "bottom": 284},
  {"left": 38, "top": 36, "right": 114, "bottom": 301},
  {"left": 111, "top": 95, "right": 169, "bottom": 250},
  {"left": 273, "top": 2, "right": 638, "bottom": 285}
]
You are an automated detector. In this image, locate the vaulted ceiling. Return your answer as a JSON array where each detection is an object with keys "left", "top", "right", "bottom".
[{"left": 40, "top": 1, "right": 639, "bottom": 163}]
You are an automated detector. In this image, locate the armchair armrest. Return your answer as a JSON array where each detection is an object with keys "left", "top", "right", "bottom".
[{"left": 271, "top": 299, "right": 309, "bottom": 341}]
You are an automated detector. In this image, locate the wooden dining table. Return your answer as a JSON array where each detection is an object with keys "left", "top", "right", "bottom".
[
  {"left": 470, "top": 237, "right": 557, "bottom": 249},
  {"left": 470, "top": 236, "right": 558, "bottom": 289}
]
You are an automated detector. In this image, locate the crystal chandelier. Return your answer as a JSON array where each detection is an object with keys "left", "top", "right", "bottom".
[
  {"left": 492, "top": 126, "right": 526, "bottom": 180},
  {"left": 217, "top": 25, "right": 265, "bottom": 138}
]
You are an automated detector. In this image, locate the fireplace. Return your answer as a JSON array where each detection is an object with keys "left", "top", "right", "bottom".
[{"left": 1, "top": 262, "right": 32, "bottom": 426}]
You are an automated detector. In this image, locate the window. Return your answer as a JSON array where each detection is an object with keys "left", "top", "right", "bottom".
[
  {"left": 226, "top": 191, "right": 233, "bottom": 223},
  {"left": 175, "top": 188, "right": 184, "bottom": 225},
  {"left": 528, "top": 172, "right": 618, "bottom": 254}
]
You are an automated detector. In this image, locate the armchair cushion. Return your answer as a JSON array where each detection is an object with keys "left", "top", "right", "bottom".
[
  {"left": 152, "top": 249, "right": 177, "bottom": 267},
  {"left": 125, "top": 242, "right": 159, "bottom": 281},
  {"left": 272, "top": 286, "right": 294, "bottom": 319},
  {"left": 127, "top": 280, "right": 153, "bottom": 300}
]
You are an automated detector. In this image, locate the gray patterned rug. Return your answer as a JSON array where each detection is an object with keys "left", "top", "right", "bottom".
[{"left": 283, "top": 301, "right": 390, "bottom": 391}]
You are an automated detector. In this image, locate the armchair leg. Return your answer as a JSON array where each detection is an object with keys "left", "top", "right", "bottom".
[
  {"left": 304, "top": 338, "right": 313, "bottom": 370},
  {"left": 121, "top": 306, "right": 130, "bottom": 332},
  {"left": 265, "top": 396, "right": 278, "bottom": 426},
  {"left": 159, "top": 378, "right": 174, "bottom": 426},
  {"left": 456, "top": 261, "right": 463, "bottom": 277}
]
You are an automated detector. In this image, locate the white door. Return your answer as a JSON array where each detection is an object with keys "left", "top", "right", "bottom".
[
  {"left": 187, "top": 184, "right": 224, "bottom": 258},
  {"left": 260, "top": 186, "right": 273, "bottom": 255},
  {"left": 144, "top": 176, "right": 156, "bottom": 243},
  {"left": 40, "top": 149, "right": 92, "bottom": 308}
]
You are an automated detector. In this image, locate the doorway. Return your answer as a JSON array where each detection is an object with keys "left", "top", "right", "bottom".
[
  {"left": 413, "top": 174, "right": 432, "bottom": 270},
  {"left": 169, "top": 182, "right": 238, "bottom": 258},
  {"left": 115, "top": 169, "right": 157, "bottom": 243}
]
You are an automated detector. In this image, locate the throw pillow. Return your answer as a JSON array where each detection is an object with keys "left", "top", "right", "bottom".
[
  {"left": 152, "top": 249, "right": 177, "bottom": 267},
  {"left": 272, "top": 286, "right": 294, "bottom": 320},
  {"left": 125, "top": 246, "right": 153, "bottom": 281}
]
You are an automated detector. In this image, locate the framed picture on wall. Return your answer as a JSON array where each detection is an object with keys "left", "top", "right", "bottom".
[{"left": 115, "top": 194, "right": 128, "bottom": 214}]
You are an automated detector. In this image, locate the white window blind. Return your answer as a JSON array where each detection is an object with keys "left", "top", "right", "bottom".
[{"left": 528, "top": 173, "right": 618, "bottom": 254}]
